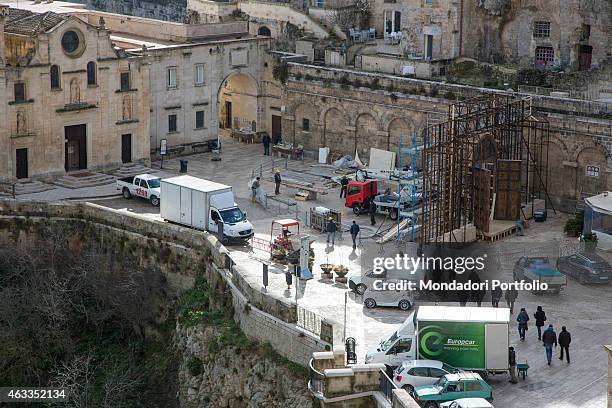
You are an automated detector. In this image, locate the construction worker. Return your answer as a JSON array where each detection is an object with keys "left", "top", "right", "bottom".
[
  {"left": 369, "top": 197, "right": 376, "bottom": 226},
  {"left": 274, "top": 170, "right": 282, "bottom": 195},
  {"left": 340, "top": 175, "right": 349, "bottom": 198}
]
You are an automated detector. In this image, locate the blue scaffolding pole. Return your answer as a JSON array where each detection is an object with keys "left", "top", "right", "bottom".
[{"left": 396, "top": 130, "right": 420, "bottom": 242}]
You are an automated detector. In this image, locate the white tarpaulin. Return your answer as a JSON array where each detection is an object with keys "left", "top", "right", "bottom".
[
  {"left": 585, "top": 192, "right": 612, "bottom": 215},
  {"left": 369, "top": 148, "right": 396, "bottom": 170},
  {"left": 318, "top": 147, "right": 330, "bottom": 164}
]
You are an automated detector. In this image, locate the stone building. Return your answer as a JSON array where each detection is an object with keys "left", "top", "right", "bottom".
[
  {"left": 279, "top": 62, "right": 612, "bottom": 211},
  {"left": 461, "top": 0, "right": 612, "bottom": 70},
  {"left": 72, "top": 10, "right": 273, "bottom": 155},
  {"left": 0, "top": 4, "right": 150, "bottom": 182}
]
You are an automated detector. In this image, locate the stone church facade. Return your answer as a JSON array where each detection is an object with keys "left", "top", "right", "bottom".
[{"left": 0, "top": 5, "right": 150, "bottom": 182}]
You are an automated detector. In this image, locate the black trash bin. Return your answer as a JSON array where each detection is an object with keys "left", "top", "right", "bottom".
[{"left": 180, "top": 159, "right": 188, "bottom": 173}]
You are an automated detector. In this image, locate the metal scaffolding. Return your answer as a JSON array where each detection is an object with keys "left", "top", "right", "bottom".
[{"left": 419, "top": 94, "right": 555, "bottom": 245}]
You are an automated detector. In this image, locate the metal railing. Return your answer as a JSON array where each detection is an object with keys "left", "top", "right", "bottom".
[
  {"left": 297, "top": 305, "right": 322, "bottom": 336},
  {"left": 379, "top": 369, "right": 398, "bottom": 402},
  {"left": 309, "top": 358, "right": 326, "bottom": 396}
]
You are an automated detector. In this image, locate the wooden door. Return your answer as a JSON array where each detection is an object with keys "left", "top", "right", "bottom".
[
  {"left": 473, "top": 166, "right": 492, "bottom": 232},
  {"left": 225, "top": 101, "right": 232, "bottom": 129},
  {"left": 15, "top": 148, "right": 28, "bottom": 179},
  {"left": 64, "top": 124, "right": 87, "bottom": 171},
  {"left": 495, "top": 160, "right": 522, "bottom": 220},
  {"left": 579, "top": 45, "right": 592, "bottom": 70},
  {"left": 121, "top": 134, "right": 132, "bottom": 164},
  {"left": 272, "top": 115, "right": 281, "bottom": 141}
]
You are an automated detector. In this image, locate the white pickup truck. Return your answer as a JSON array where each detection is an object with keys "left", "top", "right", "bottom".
[{"left": 116, "top": 174, "right": 161, "bottom": 206}]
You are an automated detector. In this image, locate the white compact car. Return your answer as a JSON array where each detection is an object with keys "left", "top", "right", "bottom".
[
  {"left": 393, "top": 360, "right": 459, "bottom": 396},
  {"left": 440, "top": 398, "right": 494, "bottom": 408}
]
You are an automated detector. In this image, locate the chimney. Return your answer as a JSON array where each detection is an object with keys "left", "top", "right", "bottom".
[{"left": 0, "top": 4, "right": 8, "bottom": 69}]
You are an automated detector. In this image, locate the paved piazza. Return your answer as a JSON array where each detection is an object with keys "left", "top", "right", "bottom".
[{"left": 20, "top": 135, "right": 612, "bottom": 408}]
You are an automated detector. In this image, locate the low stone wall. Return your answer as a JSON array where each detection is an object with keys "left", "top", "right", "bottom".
[{"left": 0, "top": 199, "right": 331, "bottom": 366}]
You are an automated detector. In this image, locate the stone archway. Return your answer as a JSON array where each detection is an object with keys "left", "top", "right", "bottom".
[
  {"left": 257, "top": 26, "right": 271, "bottom": 36},
  {"left": 387, "top": 118, "right": 413, "bottom": 153},
  {"left": 323, "top": 108, "right": 346, "bottom": 153},
  {"left": 355, "top": 113, "right": 378, "bottom": 162},
  {"left": 218, "top": 72, "right": 259, "bottom": 131}
]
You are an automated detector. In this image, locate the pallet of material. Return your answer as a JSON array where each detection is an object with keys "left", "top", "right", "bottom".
[{"left": 295, "top": 191, "right": 310, "bottom": 201}]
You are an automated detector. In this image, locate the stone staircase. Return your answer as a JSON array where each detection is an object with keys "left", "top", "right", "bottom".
[
  {"left": 53, "top": 172, "right": 116, "bottom": 189},
  {"left": 113, "top": 162, "right": 157, "bottom": 178},
  {"left": 0, "top": 181, "right": 56, "bottom": 196}
]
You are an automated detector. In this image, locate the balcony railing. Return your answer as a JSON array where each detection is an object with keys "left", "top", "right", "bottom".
[{"left": 379, "top": 369, "right": 398, "bottom": 402}]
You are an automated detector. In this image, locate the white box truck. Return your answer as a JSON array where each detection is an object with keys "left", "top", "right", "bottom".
[
  {"left": 365, "top": 306, "right": 509, "bottom": 373},
  {"left": 160, "top": 175, "right": 254, "bottom": 242}
]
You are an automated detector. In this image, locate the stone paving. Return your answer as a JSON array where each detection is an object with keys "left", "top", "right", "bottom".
[{"left": 14, "top": 135, "right": 612, "bottom": 408}]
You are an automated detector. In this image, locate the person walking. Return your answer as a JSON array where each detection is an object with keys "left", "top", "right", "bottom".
[
  {"left": 274, "top": 170, "right": 282, "bottom": 195},
  {"left": 558, "top": 326, "right": 571, "bottom": 363},
  {"left": 340, "top": 175, "right": 349, "bottom": 198},
  {"left": 251, "top": 177, "right": 260, "bottom": 203},
  {"left": 542, "top": 324, "right": 557, "bottom": 365},
  {"left": 326, "top": 217, "right": 337, "bottom": 246},
  {"left": 369, "top": 198, "right": 377, "bottom": 226},
  {"left": 517, "top": 308, "right": 530, "bottom": 341},
  {"left": 262, "top": 133, "right": 271, "bottom": 156},
  {"left": 508, "top": 347, "right": 518, "bottom": 384},
  {"left": 350, "top": 220, "right": 360, "bottom": 250},
  {"left": 491, "top": 286, "right": 502, "bottom": 307},
  {"left": 505, "top": 286, "right": 519, "bottom": 314},
  {"left": 534, "top": 306, "right": 547, "bottom": 341}
]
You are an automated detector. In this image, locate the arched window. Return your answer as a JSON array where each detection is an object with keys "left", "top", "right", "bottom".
[
  {"left": 87, "top": 61, "right": 97, "bottom": 86},
  {"left": 257, "top": 26, "right": 271, "bottom": 37},
  {"left": 50, "top": 65, "right": 61, "bottom": 90}
]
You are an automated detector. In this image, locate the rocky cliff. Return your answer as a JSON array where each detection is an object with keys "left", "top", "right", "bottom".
[{"left": 175, "top": 324, "right": 313, "bottom": 408}]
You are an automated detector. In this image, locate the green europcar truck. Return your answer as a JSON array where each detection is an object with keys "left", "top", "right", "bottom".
[{"left": 365, "top": 306, "right": 510, "bottom": 374}]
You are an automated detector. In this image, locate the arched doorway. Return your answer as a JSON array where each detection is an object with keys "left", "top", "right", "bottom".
[
  {"left": 218, "top": 72, "right": 259, "bottom": 131},
  {"left": 257, "top": 26, "right": 271, "bottom": 37}
]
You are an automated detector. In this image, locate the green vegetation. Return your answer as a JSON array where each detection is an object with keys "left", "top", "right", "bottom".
[{"left": 564, "top": 212, "right": 584, "bottom": 236}]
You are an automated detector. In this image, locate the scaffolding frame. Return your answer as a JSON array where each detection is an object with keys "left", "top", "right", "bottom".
[{"left": 420, "top": 94, "right": 555, "bottom": 245}]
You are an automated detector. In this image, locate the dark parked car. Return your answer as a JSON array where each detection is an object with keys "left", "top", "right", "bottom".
[{"left": 556, "top": 253, "right": 612, "bottom": 284}]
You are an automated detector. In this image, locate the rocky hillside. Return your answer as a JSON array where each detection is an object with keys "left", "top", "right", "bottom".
[
  {"left": 176, "top": 324, "right": 312, "bottom": 408},
  {"left": 174, "top": 279, "right": 313, "bottom": 408}
]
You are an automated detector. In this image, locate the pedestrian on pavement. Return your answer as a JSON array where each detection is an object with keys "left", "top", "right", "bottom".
[
  {"left": 517, "top": 308, "right": 530, "bottom": 341},
  {"left": 534, "top": 306, "right": 547, "bottom": 341},
  {"left": 369, "top": 198, "right": 377, "bottom": 226},
  {"left": 350, "top": 220, "right": 360, "bottom": 250},
  {"left": 505, "top": 286, "right": 519, "bottom": 314},
  {"left": 542, "top": 324, "right": 557, "bottom": 365},
  {"left": 326, "top": 217, "right": 337, "bottom": 246},
  {"left": 274, "top": 170, "right": 282, "bottom": 195},
  {"left": 558, "top": 326, "right": 571, "bottom": 363},
  {"left": 251, "top": 177, "right": 260, "bottom": 203},
  {"left": 508, "top": 347, "right": 518, "bottom": 384},
  {"left": 262, "top": 133, "right": 271, "bottom": 156},
  {"left": 340, "top": 175, "right": 349, "bottom": 198},
  {"left": 491, "top": 286, "right": 502, "bottom": 307}
]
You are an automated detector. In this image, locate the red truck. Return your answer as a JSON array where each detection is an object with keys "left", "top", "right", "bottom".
[
  {"left": 345, "top": 179, "right": 378, "bottom": 215},
  {"left": 345, "top": 179, "right": 418, "bottom": 220}
]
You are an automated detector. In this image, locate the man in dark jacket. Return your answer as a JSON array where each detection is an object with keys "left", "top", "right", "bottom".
[
  {"left": 534, "top": 306, "right": 547, "bottom": 340},
  {"left": 542, "top": 324, "right": 557, "bottom": 365},
  {"left": 274, "top": 170, "right": 282, "bottom": 195},
  {"left": 517, "top": 308, "right": 530, "bottom": 341},
  {"left": 326, "top": 217, "right": 337, "bottom": 246},
  {"left": 340, "top": 175, "right": 349, "bottom": 198},
  {"left": 508, "top": 347, "right": 518, "bottom": 383},
  {"left": 262, "top": 133, "right": 271, "bottom": 156},
  {"left": 350, "top": 221, "right": 360, "bottom": 250},
  {"left": 369, "top": 198, "right": 377, "bottom": 226},
  {"left": 491, "top": 286, "right": 502, "bottom": 307},
  {"left": 505, "top": 286, "right": 519, "bottom": 314},
  {"left": 558, "top": 326, "right": 571, "bottom": 363}
]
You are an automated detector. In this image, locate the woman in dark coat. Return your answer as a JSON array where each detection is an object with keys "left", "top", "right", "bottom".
[{"left": 534, "top": 306, "right": 547, "bottom": 341}]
